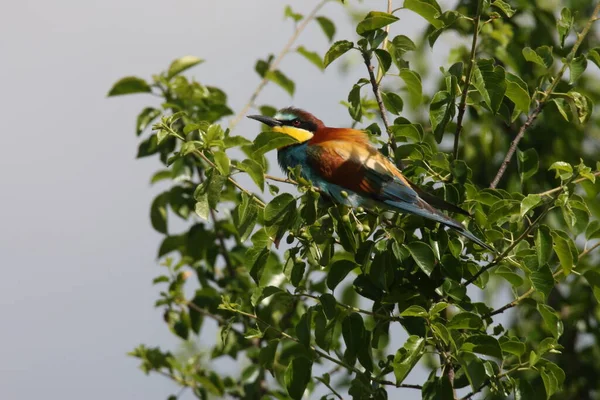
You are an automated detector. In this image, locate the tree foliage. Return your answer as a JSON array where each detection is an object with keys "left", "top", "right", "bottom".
[{"left": 110, "top": 0, "right": 600, "bottom": 399}]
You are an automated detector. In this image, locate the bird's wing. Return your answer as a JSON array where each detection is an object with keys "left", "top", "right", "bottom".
[
  {"left": 305, "top": 139, "right": 418, "bottom": 203},
  {"left": 306, "top": 139, "right": 493, "bottom": 251}
]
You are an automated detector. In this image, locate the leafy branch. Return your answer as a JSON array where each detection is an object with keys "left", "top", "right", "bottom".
[
  {"left": 484, "top": 240, "right": 600, "bottom": 319},
  {"left": 490, "top": 2, "right": 600, "bottom": 188},
  {"left": 221, "top": 305, "right": 423, "bottom": 391}
]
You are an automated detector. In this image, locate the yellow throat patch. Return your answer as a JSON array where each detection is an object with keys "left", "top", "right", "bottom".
[{"left": 272, "top": 125, "right": 314, "bottom": 143}]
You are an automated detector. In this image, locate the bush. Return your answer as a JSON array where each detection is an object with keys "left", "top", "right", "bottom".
[{"left": 109, "top": 1, "right": 600, "bottom": 399}]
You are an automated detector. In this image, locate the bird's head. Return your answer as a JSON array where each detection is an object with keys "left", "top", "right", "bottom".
[{"left": 247, "top": 107, "right": 325, "bottom": 144}]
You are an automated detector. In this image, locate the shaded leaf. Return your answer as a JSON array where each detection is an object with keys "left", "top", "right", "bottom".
[
  {"left": 327, "top": 259, "right": 358, "bottom": 290},
  {"left": 297, "top": 46, "right": 324, "bottom": 70},
  {"left": 285, "top": 357, "right": 312, "bottom": 400},
  {"left": 405, "top": 242, "right": 435, "bottom": 276},
  {"left": 537, "top": 304, "right": 564, "bottom": 339}
]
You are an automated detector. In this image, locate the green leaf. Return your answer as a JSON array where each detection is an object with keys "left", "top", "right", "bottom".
[
  {"left": 195, "top": 193, "right": 209, "bottom": 221},
  {"left": 492, "top": 0, "right": 515, "bottom": 17},
  {"left": 342, "top": 313, "right": 370, "bottom": 370},
  {"left": 284, "top": 5, "right": 303, "bottom": 22},
  {"left": 393, "top": 336, "right": 425, "bottom": 383},
  {"left": 549, "top": 161, "right": 573, "bottom": 181},
  {"left": 522, "top": 46, "right": 553, "bottom": 68},
  {"left": 447, "top": 312, "right": 483, "bottom": 330},
  {"left": 557, "top": 8, "right": 573, "bottom": 47},
  {"left": 316, "top": 16, "right": 336, "bottom": 42},
  {"left": 266, "top": 70, "right": 295, "bottom": 96},
  {"left": 495, "top": 266, "right": 524, "bottom": 287},
  {"left": 327, "top": 259, "right": 358, "bottom": 290},
  {"left": 531, "top": 264, "right": 554, "bottom": 299},
  {"left": 550, "top": 98, "right": 570, "bottom": 121},
  {"left": 588, "top": 47, "right": 600, "bottom": 69},
  {"left": 374, "top": 49, "right": 392, "bottom": 75},
  {"left": 107, "top": 76, "right": 152, "bottom": 96},
  {"left": 540, "top": 360, "right": 565, "bottom": 399},
  {"left": 568, "top": 91, "right": 592, "bottom": 124},
  {"left": 457, "top": 352, "right": 488, "bottom": 391},
  {"left": 391, "top": 35, "right": 417, "bottom": 55},
  {"left": 461, "top": 335, "right": 502, "bottom": 359},
  {"left": 323, "top": 40, "right": 354, "bottom": 68},
  {"left": 404, "top": 0, "right": 443, "bottom": 29},
  {"left": 212, "top": 151, "right": 230, "bottom": 175},
  {"left": 314, "top": 309, "right": 334, "bottom": 351},
  {"left": 584, "top": 270, "right": 600, "bottom": 303},
  {"left": 505, "top": 72, "right": 531, "bottom": 115},
  {"left": 520, "top": 194, "right": 542, "bottom": 217},
  {"left": 252, "top": 131, "right": 299, "bottom": 157},
  {"left": 429, "top": 90, "right": 455, "bottom": 143},
  {"left": 535, "top": 225, "right": 553, "bottom": 266},
  {"left": 136, "top": 107, "right": 161, "bottom": 136},
  {"left": 405, "top": 242, "right": 435, "bottom": 276},
  {"left": 167, "top": 56, "right": 203, "bottom": 79},
  {"left": 471, "top": 59, "right": 506, "bottom": 114},
  {"left": 285, "top": 357, "right": 312, "bottom": 400},
  {"left": 238, "top": 159, "right": 265, "bottom": 191},
  {"left": 297, "top": 46, "right": 324, "bottom": 70},
  {"left": 537, "top": 304, "right": 564, "bottom": 339},
  {"left": 569, "top": 55, "right": 587, "bottom": 84},
  {"left": 500, "top": 337, "right": 526, "bottom": 357},
  {"left": 551, "top": 231, "right": 574, "bottom": 275},
  {"left": 356, "top": 11, "right": 399, "bottom": 36},
  {"left": 400, "top": 305, "right": 428, "bottom": 317},
  {"left": 320, "top": 294, "right": 338, "bottom": 319},
  {"left": 296, "top": 309, "right": 312, "bottom": 347},
  {"left": 150, "top": 193, "right": 168, "bottom": 234},
  {"left": 586, "top": 220, "right": 600, "bottom": 240},
  {"left": 382, "top": 92, "right": 404, "bottom": 115},
  {"left": 264, "top": 193, "right": 296, "bottom": 225},
  {"left": 259, "top": 340, "right": 278, "bottom": 373},
  {"left": 400, "top": 69, "right": 423, "bottom": 104}
]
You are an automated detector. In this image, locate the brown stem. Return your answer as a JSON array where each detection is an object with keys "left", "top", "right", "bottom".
[
  {"left": 362, "top": 51, "right": 398, "bottom": 158},
  {"left": 489, "top": 3, "right": 600, "bottom": 188},
  {"left": 453, "top": 2, "right": 482, "bottom": 160},
  {"left": 228, "top": 0, "right": 330, "bottom": 130}
]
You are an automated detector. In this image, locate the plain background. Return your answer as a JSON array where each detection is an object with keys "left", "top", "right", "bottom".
[{"left": 1, "top": 1, "right": 509, "bottom": 399}]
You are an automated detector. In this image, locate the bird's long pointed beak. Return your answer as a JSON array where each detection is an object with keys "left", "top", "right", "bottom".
[{"left": 247, "top": 115, "right": 282, "bottom": 127}]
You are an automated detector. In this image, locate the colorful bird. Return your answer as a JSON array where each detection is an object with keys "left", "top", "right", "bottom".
[{"left": 247, "top": 107, "right": 492, "bottom": 251}]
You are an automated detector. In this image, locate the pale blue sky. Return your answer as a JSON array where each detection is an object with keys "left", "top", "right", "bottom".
[{"left": 0, "top": 1, "right": 508, "bottom": 399}]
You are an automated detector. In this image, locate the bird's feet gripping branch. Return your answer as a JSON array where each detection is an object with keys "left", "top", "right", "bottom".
[{"left": 248, "top": 107, "right": 494, "bottom": 252}]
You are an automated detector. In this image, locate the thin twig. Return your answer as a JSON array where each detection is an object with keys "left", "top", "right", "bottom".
[
  {"left": 490, "top": 3, "right": 600, "bottom": 188},
  {"left": 228, "top": 0, "right": 330, "bottom": 130},
  {"left": 453, "top": 1, "right": 482, "bottom": 160},
  {"left": 265, "top": 174, "right": 297, "bottom": 184},
  {"left": 362, "top": 51, "right": 397, "bottom": 157},
  {"left": 483, "top": 239, "right": 600, "bottom": 319},
  {"left": 537, "top": 171, "right": 600, "bottom": 197}
]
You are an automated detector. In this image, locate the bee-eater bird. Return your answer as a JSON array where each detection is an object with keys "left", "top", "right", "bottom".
[{"left": 247, "top": 107, "right": 492, "bottom": 251}]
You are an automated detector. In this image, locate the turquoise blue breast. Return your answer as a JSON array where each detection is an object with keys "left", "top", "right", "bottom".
[{"left": 277, "top": 143, "right": 367, "bottom": 208}]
